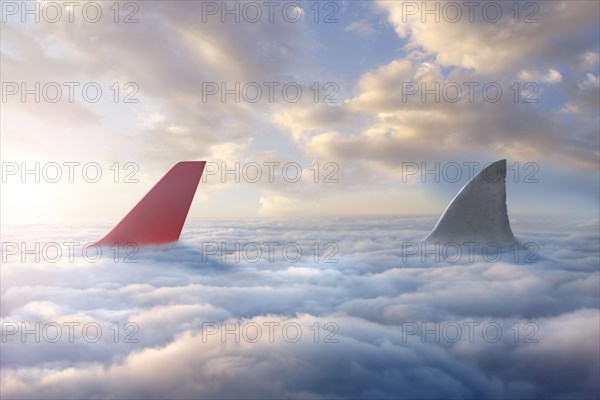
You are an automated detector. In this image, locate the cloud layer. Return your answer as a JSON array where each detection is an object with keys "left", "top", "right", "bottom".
[{"left": 1, "top": 217, "right": 598, "bottom": 398}]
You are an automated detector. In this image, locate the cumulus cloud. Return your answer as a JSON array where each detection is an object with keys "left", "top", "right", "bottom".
[
  {"left": 1, "top": 1, "right": 316, "bottom": 169},
  {"left": 272, "top": 2, "right": 599, "bottom": 173},
  {"left": 518, "top": 69, "right": 562, "bottom": 84},
  {"left": 377, "top": 0, "right": 599, "bottom": 76},
  {"left": 1, "top": 217, "right": 598, "bottom": 398},
  {"left": 2, "top": 1, "right": 598, "bottom": 223}
]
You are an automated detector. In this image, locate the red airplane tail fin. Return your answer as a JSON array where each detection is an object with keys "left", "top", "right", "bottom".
[{"left": 96, "top": 161, "right": 205, "bottom": 246}]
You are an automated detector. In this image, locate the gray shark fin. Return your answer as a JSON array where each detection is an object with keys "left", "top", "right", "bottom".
[{"left": 425, "top": 159, "right": 517, "bottom": 244}]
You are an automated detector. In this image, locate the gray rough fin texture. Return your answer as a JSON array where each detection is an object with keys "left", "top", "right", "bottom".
[{"left": 425, "top": 159, "right": 517, "bottom": 244}]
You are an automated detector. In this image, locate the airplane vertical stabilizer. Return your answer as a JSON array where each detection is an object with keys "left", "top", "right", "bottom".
[{"left": 96, "top": 161, "right": 205, "bottom": 246}]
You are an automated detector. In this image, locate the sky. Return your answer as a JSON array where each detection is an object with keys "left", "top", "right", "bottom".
[
  {"left": 1, "top": 2, "right": 599, "bottom": 399},
  {"left": 1, "top": 0, "right": 599, "bottom": 224}
]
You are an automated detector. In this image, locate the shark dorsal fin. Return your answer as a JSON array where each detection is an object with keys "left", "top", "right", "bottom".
[{"left": 426, "top": 159, "right": 517, "bottom": 243}]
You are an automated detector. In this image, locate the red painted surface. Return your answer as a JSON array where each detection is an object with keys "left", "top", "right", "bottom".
[{"left": 96, "top": 161, "right": 206, "bottom": 246}]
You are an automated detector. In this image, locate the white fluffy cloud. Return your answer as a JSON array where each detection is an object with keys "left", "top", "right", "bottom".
[
  {"left": 273, "top": 1, "right": 599, "bottom": 172},
  {"left": 378, "top": 0, "right": 599, "bottom": 75},
  {"left": 1, "top": 217, "right": 598, "bottom": 398},
  {"left": 2, "top": 1, "right": 598, "bottom": 222}
]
